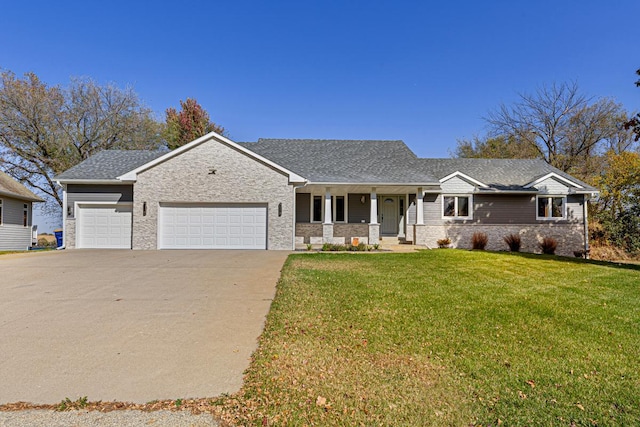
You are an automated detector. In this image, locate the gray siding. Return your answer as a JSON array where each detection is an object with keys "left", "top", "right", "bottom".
[
  {"left": 534, "top": 177, "right": 570, "bottom": 194},
  {"left": 0, "top": 224, "right": 32, "bottom": 250},
  {"left": 409, "top": 193, "right": 585, "bottom": 226},
  {"left": 296, "top": 193, "right": 310, "bottom": 223},
  {"left": 441, "top": 176, "right": 476, "bottom": 193},
  {"left": 0, "top": 196, "right": 32, "bottom": 250},
  {"left": 66, "top": 184, "right": 133, "bottom": 218},
  {"left": 1, "top": 197, "right": 31, "bottom": 226},
  {"left": 348, "top": 194, "right": 369, "bottom": 223}
]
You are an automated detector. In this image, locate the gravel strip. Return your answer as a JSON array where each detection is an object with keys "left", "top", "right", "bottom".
[{"left": 0, "top": 410, "right": 219, "bottom": 427}]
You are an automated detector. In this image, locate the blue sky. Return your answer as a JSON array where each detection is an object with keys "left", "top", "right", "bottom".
[{"left": 1, "top": 0, "right": 639, "bottom": 231}]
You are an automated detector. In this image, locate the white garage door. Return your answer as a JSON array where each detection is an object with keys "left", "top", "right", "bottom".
[
  {"left": 77, "top": 204, "right": 132, "bottom": 249},
  {"left": 159, "top": 204, "right": 267, "bottom": 249}
]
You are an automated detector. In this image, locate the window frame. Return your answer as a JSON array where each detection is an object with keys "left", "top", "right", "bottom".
[
  {"left": 536, "top": 195, "right": 567, "bottom": 220},
  {"left": 309, "top": 194, "right": 348, "bottom": 223},
  {"left": 23, "top": 203, "right": 29, "bottom": 227},
  {"left": 311, "top": 195, "right": 322, "bottom": 223},
  {"left": 0, "top": 198, "right": 3, "bottom": 226},
  {"left": 441, "top": 194, "right": 473, "bottom": 220}
]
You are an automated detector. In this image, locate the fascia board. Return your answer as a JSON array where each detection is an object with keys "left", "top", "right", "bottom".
[
  {"left": 439, "top": 171, "right": 489, "bottom": 188},
  {"left": 524, "top": 172, "right": 585, "bottom": 189}
]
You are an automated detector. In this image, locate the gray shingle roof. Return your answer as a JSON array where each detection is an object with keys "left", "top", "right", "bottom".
[
  {"left": 55, "top": 150, "right": 166, "bottom": 181},
  {"left": 54, "top": 140, "right": 596, "bottom": 192},
  {"left": 239, "top": 139, "right": 439, "bottom": 184},
  {"left": 420, "top": 158, "right": 596, "bottom": 191},
  {"left": 0, "top": 171, "right": 43, "bottom": 201}
]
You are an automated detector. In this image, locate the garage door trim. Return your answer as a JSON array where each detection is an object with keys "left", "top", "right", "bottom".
[{"left": 75, "top": 201, "right": 133, "bottom": 249}]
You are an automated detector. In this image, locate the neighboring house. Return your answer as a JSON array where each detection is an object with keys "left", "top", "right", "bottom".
[
  {"left": 54, "top": 132, "right": 598, "bottom": 256},
  {"left": 0, "top": 171, "right": 43, "bottom": 250}
]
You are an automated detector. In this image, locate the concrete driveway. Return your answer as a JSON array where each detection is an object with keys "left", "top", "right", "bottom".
[{"left": 0, "top": 249, "right": 289, "bottom": 404}]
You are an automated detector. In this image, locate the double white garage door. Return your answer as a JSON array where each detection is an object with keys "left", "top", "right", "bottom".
[
  {"left": 158, "top": 204, "right": 267, "bottom": 249},
  {"left": 76, "top": 203, "right": 267, "bottom": 249}
]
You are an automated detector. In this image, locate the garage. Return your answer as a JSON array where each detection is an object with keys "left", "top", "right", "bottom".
[
  {"left": 76, "top": 203, "right": 132, "bottom": 249},
  {"left": 158, "top": 204, "right": 267, "bottom": 249}
]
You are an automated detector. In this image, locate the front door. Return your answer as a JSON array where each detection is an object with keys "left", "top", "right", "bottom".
[{"left": 380, "top": 196, "right": 399, "bottom": 235}]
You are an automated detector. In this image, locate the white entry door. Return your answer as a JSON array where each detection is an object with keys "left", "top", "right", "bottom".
[
  {"left": 158, "top": 204, "right": 267, "bottom": 249},
  {"left": 76, "top": 204, "right": 132, "bottom": 249}
]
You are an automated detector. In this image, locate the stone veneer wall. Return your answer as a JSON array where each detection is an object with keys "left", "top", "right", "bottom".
[
  {"left": 64, "top": 219, "right": 76, "bottom": 249},
  {"left": 416, "top": 223, "right": 586, "bottom": 257},
  {"left": 133, "top": 139, "right": 295, "bottom": 250},
  {"left": 296, "top": 223, "right": 371, "bottom": 244}
]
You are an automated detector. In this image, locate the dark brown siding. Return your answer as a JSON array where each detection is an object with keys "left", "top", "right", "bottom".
[
  {"left": 296, "top": 193, "right": 310, "bottom": 223},
  {"left": 348, "top": 194, "right": 369, "bottom": 223},
  {"left": 66, "top": 184, "right": 133, "bottom": 218},
  {"left": 474, "top": 194, "right": 536, "bottom": 224}
]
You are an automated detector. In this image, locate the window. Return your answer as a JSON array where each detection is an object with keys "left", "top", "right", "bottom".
[
  {"left": 334, "top": 196, "right": 345, "bottom": 222},
  {"left": 312, "top": 196, "right": 322, "bottom": 222},
  {"left": 23, "top": 204, "right": 28, "bottom": 226},
  {"left": 0, "top": 199, "right": 2, "bottom": 225},
  {"left": 443, "top": 195, "right": 471, "bottom": 219},
  {"left": 537, "top": 196, "right": 565, "bottom": 219}
]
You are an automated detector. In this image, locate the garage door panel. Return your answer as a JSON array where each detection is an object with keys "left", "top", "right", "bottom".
[
  {"left": 159, "top": 204, "right": 267, "bottom": 249},
  {"left": 77, "top": 205, "right": 132, "bottom": 249}
]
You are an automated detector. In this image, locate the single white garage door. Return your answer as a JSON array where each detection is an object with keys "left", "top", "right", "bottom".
[
  {"left": 76, "top": 204, "right": 132, "bottom": 249},
  {"left": 159, "top": 204, "right": 267, "bottom": 249}
]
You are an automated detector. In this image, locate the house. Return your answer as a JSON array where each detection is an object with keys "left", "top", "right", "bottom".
[
  {"left": 54, "top": 132, "right": 597, "bottom": 256},
  {"left": 0, "top": 171, "right": 43, "bottom": 250}
]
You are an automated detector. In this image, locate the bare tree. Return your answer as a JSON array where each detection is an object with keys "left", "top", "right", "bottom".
[
  {"left": 485, "top": 82, "right": 622, "bottom": 178},
  {"left": 0, "top": 70, "right": 163, "bottom": 212}
]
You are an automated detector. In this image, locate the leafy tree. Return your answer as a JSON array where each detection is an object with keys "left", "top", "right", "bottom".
[
  {"left": 163, "top": 98, "right": 225, "bottom": 150},
  {"left": 0, "top": 70, "right": 163, "bottom": 212},
  {"left": 592, "top": 151, "right": 640, "bottom": 253},
  {"left": 453, "top": 135, "right": 540, "bottom": 159},
  {"left": 485, "top": 82, "right": 624, "bottom": 179},
  {"left": 623, "top": 68, "right": 640, "bottom": 142}
]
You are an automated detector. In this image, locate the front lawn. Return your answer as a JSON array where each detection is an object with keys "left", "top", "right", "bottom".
[{"left": 220, "top": 250, "right": 640, "bottom": 426}]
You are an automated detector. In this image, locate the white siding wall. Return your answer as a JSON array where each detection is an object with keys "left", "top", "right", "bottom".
[{"left": 0, "top": 197, "right": 32, "bottom": 250}]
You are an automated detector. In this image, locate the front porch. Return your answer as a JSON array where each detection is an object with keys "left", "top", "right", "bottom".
[{"left": 294, "top": 185, "right": 436, "bottom": 248}]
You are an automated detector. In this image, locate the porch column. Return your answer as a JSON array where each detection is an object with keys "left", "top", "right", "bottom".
[
  {"left": 416, "top": 187, "right": 424, "bottom": 225},
  {"left": 414, "top": 187, "right": 425, "bottom": 246},
  {"left": 369, "top": 188, "right": 380, "bottom": 244},
  {"left": 369, "top": 188, "right": 378, "bottom": 224},
  {"left": 323, "top": 188, "right": 334, "bottom": 243},
  {"left": 323, "top": 189, "right": 332, "bottom": 224}
]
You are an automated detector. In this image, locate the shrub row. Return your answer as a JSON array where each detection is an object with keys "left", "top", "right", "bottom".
[{"left": 439, "top": 232, "right": 559, "bottom": 255}]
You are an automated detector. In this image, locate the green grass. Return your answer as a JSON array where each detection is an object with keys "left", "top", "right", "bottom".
[{"left": 222, "top": 250, "right": 640, "bottom": 426}]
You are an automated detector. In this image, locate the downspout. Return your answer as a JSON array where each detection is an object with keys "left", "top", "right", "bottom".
[
  {"left": 583, "top": 193, "right": 590, "bottom": 259},
  {"left": 58, "top": 182, "right": 67, "bottom": 250},
  {"left": 291, "top": 181, "right": 308, "bottom": 250}
]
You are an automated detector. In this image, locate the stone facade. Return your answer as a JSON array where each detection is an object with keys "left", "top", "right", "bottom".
[
  {"left": 64, "top": 219, "right": 76, "bottom": 249},
  {"left": 296, "top": 223, "right": 370, "bottom": 244},
  {"left": 415, "top": 223, "right": 586, "bottom": 256},
  {"left": 132, "top": 139, "right": 295, "bottom": 250}
]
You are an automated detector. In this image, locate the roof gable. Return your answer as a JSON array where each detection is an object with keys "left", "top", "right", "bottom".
[
  {"left": 0, "top": 171, "right": 43, "bottom": 202},
  {"left": 118, "top": 132, "right": 305, "bottom": 183}
]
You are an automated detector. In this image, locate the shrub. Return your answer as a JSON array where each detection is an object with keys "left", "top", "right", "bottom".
[
  {"left": 437, "top": 238, "right": 451, "bottom": 249},
  {"left": 471, "top": 232, "right": 488, "bottom": 250},
  {"left": 503, "top": 234, "right": 521, "bottom": 252},
  {"left": 539, "top": 237, "right": 557, "bottom": 255}
]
